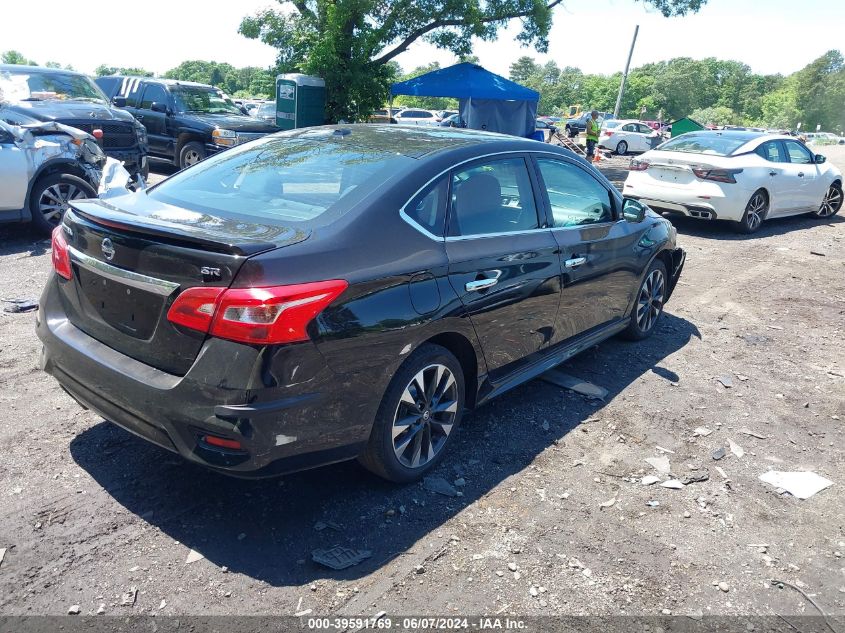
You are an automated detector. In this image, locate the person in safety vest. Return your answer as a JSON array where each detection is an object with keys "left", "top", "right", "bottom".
[{"left": 585, "top": 110, "right": 600, "bottom": 161}]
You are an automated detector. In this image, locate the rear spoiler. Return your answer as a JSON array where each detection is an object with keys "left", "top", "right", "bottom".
[{"left": 68, "top": 200, "right": 296, "bottom": 257}]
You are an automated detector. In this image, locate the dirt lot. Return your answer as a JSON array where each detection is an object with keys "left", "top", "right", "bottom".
[{"left": 1, "top": 145, "right": 843, "bottom": 623}]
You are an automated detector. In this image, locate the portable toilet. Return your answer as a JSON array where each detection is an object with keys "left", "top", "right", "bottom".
[
  {"left": 670, "top": 117, "right": 705, "bottom": 138},
  {"left": 275, "top": 74, "right": 326, "bottom": 130}
]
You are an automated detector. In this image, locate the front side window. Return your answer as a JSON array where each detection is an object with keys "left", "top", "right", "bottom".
[
  {"left": 405, "top": 178, "right": 448, "bottom": 237},
  {"left": 448, "top": 157, "right": 539, "bottom": 237},
  {"left": 537, "top": 158, "right": 614, "bottom": 227},
  {"left": 783, "top": 140, "right": 813, "bottom": 164},
  {"left": 140, "top": 84, "right": 168, "bottom": 110}
]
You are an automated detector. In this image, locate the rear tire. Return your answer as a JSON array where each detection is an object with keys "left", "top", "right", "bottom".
[
  {"left": 621, "top": 259, "right": 667, "bottom": 341},
  {"left": 733, "top": 189, "right": 768, "bottom": 234},
  {"left": 359, "top": 344, "right": 465, "bottom": 483},
  {"left": 178, "top": 141, "right": 206, "bottom": 170},
  {"left": 811, "top": 183, "right": 842, "bottom": 218},
  {"left": 29, "top": 173, "right": 96, "bottom": 235},
  {"left": 616, "top": 140, "right": 628, "bottom": 156}
]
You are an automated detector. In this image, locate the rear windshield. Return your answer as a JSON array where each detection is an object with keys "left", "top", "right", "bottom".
[
  {"left": 148, "top": 135, "right": 412, "bottom": 224},
  {"left": 658, "top": 134, "right": 748, "bottom": 156},
  {"left": 603, "top": 120, "right": 622, "bottom": 129}
]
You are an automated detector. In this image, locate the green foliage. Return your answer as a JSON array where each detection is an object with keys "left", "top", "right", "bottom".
[
  {"left": 239, "top": 0, "right": 705, "bottom": 122},
  {"left": 163, "top": 61, "right": 275, "bottom": 99},
  {"left": 2, "top": 50, "right": 37, "bottom": 65},
  {"left": 94, "top": 64, "right": 154, "bottom": 77},
  {"left": 509, "top": 51, "right": 844, "bottom": 133}
]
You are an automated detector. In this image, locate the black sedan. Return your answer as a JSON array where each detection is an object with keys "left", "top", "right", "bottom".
[{"left": 37, "top": 125, "right": 685, "bottom": 482}]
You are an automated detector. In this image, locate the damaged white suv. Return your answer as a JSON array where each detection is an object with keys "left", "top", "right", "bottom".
[{"left": 0, "top": 119, "right": 105, "bottom": 234}]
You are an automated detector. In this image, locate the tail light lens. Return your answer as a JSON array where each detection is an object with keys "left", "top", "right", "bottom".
[
  {"left": 692, "top": 166, "right": 743, "bottom": 183},
  {"left": 167, "top": 280, "right": 348, "bottom": 345},
  {"left": 51, "top": 226, "right": 72, "bottom": 280},
  {"left": 629, "top": 159, "right": 650, "bottom": 171},
  {"left": 602, "top": 130, "right": 613, "bottom": 136}
]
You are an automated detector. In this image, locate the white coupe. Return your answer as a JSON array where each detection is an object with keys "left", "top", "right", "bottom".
[{"left": 623, "top": 131, "right": 842, "bottom": 233}]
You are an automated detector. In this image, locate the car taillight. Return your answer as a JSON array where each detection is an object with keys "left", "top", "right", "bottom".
[
  {"left": 692, "top": 166, "right": 743, "bottom": 183},
  {"left": 603, "top": 130, "right": 613, "bottom": 136},
  {"left": 167, "top": 280, "right": 348, "bottom": 345},
  {"left": 51, "top": 226, "right": 72, "bottom": 280},
  {"left": 629, "top": 159, "right": 650, "bottom": 171}
]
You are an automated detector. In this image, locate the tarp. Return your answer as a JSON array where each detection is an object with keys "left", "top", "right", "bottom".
[
  {"left": 390, "top": 63, "right": 539, "bottom": 101},
  {"left": 459, "top": 98, "right": 537, "bottom": 138},
  {"left": 390, "top": 63, "right": 539, "bottom": 137}
]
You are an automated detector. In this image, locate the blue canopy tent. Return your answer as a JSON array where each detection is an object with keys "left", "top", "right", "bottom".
[{"left": 390, "top": 63, "right": 540, "bottom": 138}]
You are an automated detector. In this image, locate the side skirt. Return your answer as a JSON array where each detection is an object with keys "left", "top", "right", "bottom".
[{"left": 475, "top": 319, "right": 628, "bottom": 407}]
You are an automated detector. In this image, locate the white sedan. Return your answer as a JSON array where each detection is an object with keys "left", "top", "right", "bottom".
[
  {"left": 622, "top": 130, "right": 843, "bottom": 233},
  {"left": 599, "top": 119, "right": 660, "bottom": 155},
  {"left": 393, "top": 109, "right": 442, "bottom": 126}
]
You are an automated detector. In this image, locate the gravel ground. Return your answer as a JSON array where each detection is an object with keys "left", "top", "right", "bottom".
[{"left": 0, "top": 144, "right": 843, "bottom": 620}]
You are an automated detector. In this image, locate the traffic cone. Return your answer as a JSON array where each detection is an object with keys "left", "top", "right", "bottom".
[{"left": 593, "top": 150, "right": 602, "bottom": 163}]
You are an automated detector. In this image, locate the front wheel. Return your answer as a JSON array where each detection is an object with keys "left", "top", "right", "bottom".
[
  {"left": 178, "top": 141, "right": 206, "bottom": 170},
  {"left": 812, "top": 183, "right": 842, "bottom": 218},
  {"left": 621, "top": 259, "right": 667, "bottom": 341},
  {"left": 359, "top": 344, "right": 465, "bottom": 483},
  {"left": 29, "top": 173, "right": 96, "bottom": 235},
  {"left": 616, "top": 140, "right": 628, "bottom": 156},
  {"left": 733, "top": 190, "right": 768, "bottom": 234}
]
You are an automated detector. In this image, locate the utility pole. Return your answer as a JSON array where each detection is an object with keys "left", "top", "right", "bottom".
[{"left": 613, "top": 24, "right": 639, "bottom": 120}]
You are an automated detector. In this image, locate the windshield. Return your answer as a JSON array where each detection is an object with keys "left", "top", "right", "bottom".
[
  {"left": 257, "top": 102, "right": 276, "bottom": 116},
  {"left": 171, "top": 87, "right": 243, "bottom": 115},
  {"left": 657, "top": 134, "right": 750, "bottom": 156},
  {"left": 148, "top": 136, "right": 412, "bottom": 225},
  {"left": 0, "top": 70, "right": 107, "bottom": 104}
]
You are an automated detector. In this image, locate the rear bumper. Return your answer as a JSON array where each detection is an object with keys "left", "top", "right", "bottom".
[
  {"left": 35, "top": 279, "right": 367, "bottom": 478},
  {"left": 624, "top": 181, "right": 747, "bottom": 222}
]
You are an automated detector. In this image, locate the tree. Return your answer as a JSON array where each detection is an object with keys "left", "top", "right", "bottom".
[
  {"left": 509, "top": 56, "right": 539, "bottom": 84},
  {"left": 793, "top": 50, "right": 845, "bottom": 133},
  {"left": 94, "top": 64, "right": 154, "bottom": 77},
  {"left": 2, "top": 50, "right": 37, "bottom": 65},
  {"left": 239, "top": 0, "right": 705, "bottom": 122}
]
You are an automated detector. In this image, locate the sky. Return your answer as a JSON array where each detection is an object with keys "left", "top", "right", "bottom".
[{"left": 4, "top": 0, "right": 843, "bottom": 79}]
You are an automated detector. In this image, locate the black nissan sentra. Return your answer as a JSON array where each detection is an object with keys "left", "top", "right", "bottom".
[{"left": 37, "top": 125, "right": 685, "bottom": 482}]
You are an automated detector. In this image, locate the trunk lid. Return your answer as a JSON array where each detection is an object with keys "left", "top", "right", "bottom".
[
  {"left": 59, "top": 193, "right": 309, "bottom": 375},
  {"left": 642, "top": 151, "right": 734, "bottom": 188}
]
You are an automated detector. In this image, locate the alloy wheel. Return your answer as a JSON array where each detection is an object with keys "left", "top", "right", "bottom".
[
  {"left": 38, "top": 183, "right": 87, "bottom": 227},
  {"left": 183, "top": 150, "right": 202, "bottom": 167},
  {"left": 745, "top": 192, "right": 767, "bottom": 231},
  {"left": 392, "top": 364, "right": 459, "bottom": 469},
  {"left": 636, "top": 269, "right": 665, "bottom": 333},
  {"left": 818, "top": 185, "right": 842, "bottom": 217}
]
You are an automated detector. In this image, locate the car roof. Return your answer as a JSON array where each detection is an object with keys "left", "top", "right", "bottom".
[
  {"left": 282, "top": 124, "right": 561, "bottom": 160},
  {"left": 0, "top": 64, "right": 88, "bottom": 77},
  {"left": 99, "top": 75, "right": 217, "bottom": 89}
]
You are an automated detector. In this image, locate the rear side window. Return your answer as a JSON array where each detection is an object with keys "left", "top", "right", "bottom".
[
  {"left": 448, "top": 157, "right": 539, "bottom": 237},
  {"left": 537, "top": 158, "right": 614, "bottom": 227},
  {"left": 755, "top": 141, "right": 785, "bottom": 163},
  {"left": 148, "top": 136, "right": 413, "bottom": 225},
  {"left": 783, "top": 140, "right": 813, "bottom": 164},
  {"left": 140, "top": 84, "right": 168, "bottom": 110},
  {"left": 405, "top": 179, "right": 448, "bottom": 237}
]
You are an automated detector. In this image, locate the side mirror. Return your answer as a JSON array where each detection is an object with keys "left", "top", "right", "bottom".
[
  {"left": 150, "top": 102, "right": 168, "bottom": 114},
  {"left": 112, "top": 96, "right": 127, "bottom": 108},
  {"left": 815, "top": 154, "right": 826, "bottom": 164},
  {"left": 622, "top": 198, "right": 647, "bottom": 223}
]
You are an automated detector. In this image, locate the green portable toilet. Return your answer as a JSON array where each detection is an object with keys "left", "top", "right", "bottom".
[
  {"left": 670, "top": 117, "right": 705, "bottom": 138},
  {"left": 275, "top": 74, "right": 326, "bottom": 130}
]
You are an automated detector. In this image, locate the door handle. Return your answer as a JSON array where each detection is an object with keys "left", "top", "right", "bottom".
[
  {"left": 768, "top": 171, "right": 777, "bottom": 176},
  {"left": 465, "top": 269, "right": 502, "bottom": 292},
  {"left": 798, "top": 172, "right": 804, "bottom": 178},
  {"left": 564, "top": 256, "right": 587, "bottom": 269}
]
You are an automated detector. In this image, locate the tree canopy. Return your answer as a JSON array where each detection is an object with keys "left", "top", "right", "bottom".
[
  {"left": 509, "top": 51, "right": 845, "bottom": 132},
  {"left": 163, "top": 61, "right": 275, "bottom": 98},
  {"left": 239, "top": 0, "right": 706, "bottom": 122},
  {"left": 2, "top": 50, "right": 38, "bottom": 66}
]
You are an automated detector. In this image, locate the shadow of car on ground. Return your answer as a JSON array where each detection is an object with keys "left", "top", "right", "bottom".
[
  {"left": 661, "top": 211, "right": 843, "bottom": 240},
  {"left": 69, "top": 312, "right": 700, "bottom": 587}
]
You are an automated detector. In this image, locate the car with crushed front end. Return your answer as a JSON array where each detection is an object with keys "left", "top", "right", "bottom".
[
  {"left": 623, "top": 130, "right": 842, "bottom": 233},
  {"left": 0, "top": 65, "right": 147, "bottom": 182},
  {"left": 37, "top": 125, "right": 685, "bottom": 483},
  {"left": 0, "top": 119, "right": 105, "bottom": 234}
]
